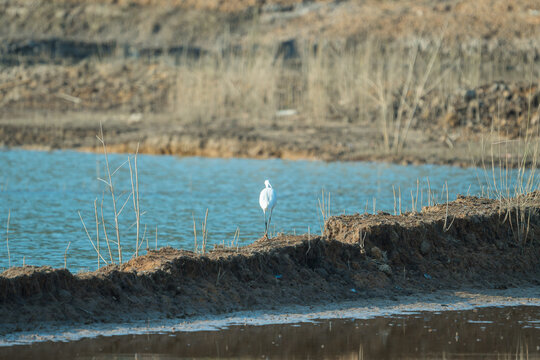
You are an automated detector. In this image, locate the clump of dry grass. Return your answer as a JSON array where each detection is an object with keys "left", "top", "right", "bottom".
[
  {"left": 64, "top": 241, "right": 71, "bottom": 269},
  {"left": 192, "top": 209, "right": 209, "bottom": 254},
  {"left": 318, "top": 189, "right": 331, "bottom": 236},
  {"left": 475, "top": 95, "right": 540, "bottom": 244},
  {"left": 172, "top": 47, "right": 279, "bottom": 124},
  {"left": 78, "top": 124, "right": 149, "bottom": 267},
  {"left": 5, "top": 210, "right": 11, "bottom": 268},
  {"left": 168, "top": 36, "right": 539, "bottom": 152},
  {"left": 128, "top": 144, "right": 141, "bottom": 256}
]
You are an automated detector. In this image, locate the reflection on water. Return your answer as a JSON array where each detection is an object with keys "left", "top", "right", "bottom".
[
  {"left": 1, "top": 306, "right": 539, "bottom": 359},
  {"left": 0, "top": 149, "right": 509, "bottom": 271}
]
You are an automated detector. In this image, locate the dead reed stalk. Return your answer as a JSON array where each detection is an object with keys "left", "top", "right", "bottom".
[
  {"left": 64, "top": 241, "right": 71, "bottom": 269},
  {"left": 100, "top": 196, "right": 114, "bottom": 263},
  {"left": 392, "top": 185, "right": 397, "bottom": 215},
  {"left": 443, "top": 181, "right": 455, "bottom": 232},
  {"left": 398, "top": 186, "right": 402, "bottom": 215},
  {"left": 129, "top": 144, "right": 141, "bottom": 256},
  {"left": 192, "top": 213, "right": 197, "bottom": 253},
  {"left": 96, "top": 122, "right": 123, "bottom": 263},
  {"left": 232, "top": 226, "right": 240, "bottom": 251},
  {"left": 5, "top": 209, "right": 10, "bottom": 268},
  {"left": 94, "top": 199, "right": 100, "bottom": 269},
  {"left": 318, "top": 189, "right": 331, "bottom": 235},
  {"left": 78, "top": 210, "right": 107, "bottom": 264},
  {"left": 201, "top": 209, "right": 209, "bottom": 254}
]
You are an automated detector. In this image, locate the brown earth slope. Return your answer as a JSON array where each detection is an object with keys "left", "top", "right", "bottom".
[{"left": 1, "top": 193, "right": 539, "bottom": 334}]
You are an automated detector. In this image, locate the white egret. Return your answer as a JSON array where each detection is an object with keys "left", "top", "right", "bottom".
[{"left": 259, "top": 180, "right": 277, "bottom": 238}]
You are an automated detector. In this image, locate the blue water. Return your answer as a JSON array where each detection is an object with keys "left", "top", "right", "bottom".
[{"left": 0, "top": 149, "right": 514, "bottom": 272}]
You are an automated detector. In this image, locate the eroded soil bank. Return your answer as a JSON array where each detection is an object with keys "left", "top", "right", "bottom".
[{"left": 1, "top": 193, "right": 539, "bottom": 335}]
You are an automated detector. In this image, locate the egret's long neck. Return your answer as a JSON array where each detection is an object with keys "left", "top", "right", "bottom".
[{"left": 266, "top": 183, "right": 272, "bottom": 189}]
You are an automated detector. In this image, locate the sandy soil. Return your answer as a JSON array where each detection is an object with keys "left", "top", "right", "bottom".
[{"left": 1, "top": 193, "right": 539, "bottom": 337}]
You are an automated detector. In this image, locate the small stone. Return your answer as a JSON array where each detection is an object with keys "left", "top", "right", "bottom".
[
  {"left": 58, "top": 289, "right": 72, "bottom": 300},
  {"left": 370, "top": 246, "right": 383, "bottom": 260},
  {"left": 378, "top": 264, "right": 392, "bottom": 276},
  {"left": 465, "top": 233, "right": 477, "bottom": 244},
  {"left": 464, "top": 89, "right": 476, "bottom": 101},
  {"left": 420, "top": 240, "right": 431, "bottom": 255},
  {"left": 389, "top": 230, "right": 399, "bottom": 242}
]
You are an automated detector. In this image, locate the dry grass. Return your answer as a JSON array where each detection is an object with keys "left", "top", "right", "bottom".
[
  {"left": 128, "top": 144, "right": 141, "bottom": 257},
  {"left": 78, "top": 126, "right": 150, "bottom": 267},
  {"left": 172, "top": 47, "right": 280, "bottom": 124},
  {"left": 64, "top": 241, "right": 71, "bottom": 269},
  {"left": 318, "top": 189, "right": 331, "bottom": 236},
  {"left": 96, "top": 123, "right": 124, "bottom": 263},
  {"left": 192, "top": 209, "right": 209, "bottom": 254},
  {"left": 5, "top": 210, "right": 10, "bottom": 268},
  {"left": 2, "top": 32, "right": 537, "bottom": 156},
  {"left": 167, "top": 36, "right": 539, "bottom": 152},
  {"left": 474, "top": 95, "right": 540, "bottom": 244}
]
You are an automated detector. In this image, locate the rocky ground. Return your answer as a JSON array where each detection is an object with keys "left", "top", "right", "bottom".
[{"left": 1, "top": 192, "right": 539, "bottom": 334}]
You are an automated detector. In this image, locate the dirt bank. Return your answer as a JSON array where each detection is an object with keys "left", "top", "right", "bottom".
[
  {"left": 1, "top": 193, "right": 539, "bottom": 334},
  {"left": 0, "top": 111, "right": 493, "bottom": 166}
]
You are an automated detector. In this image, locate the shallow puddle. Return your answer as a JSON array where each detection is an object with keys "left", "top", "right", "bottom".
[{"left": 2, "top": 305, "right": 539, "bottom": 359}]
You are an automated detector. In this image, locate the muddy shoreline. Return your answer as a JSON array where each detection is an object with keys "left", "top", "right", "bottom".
[
  {"left": 0, "top": 109, "right": 537, "bottom": 168},
  {"left": 0, "top": 115, "right": 473, "bottom": 166},
  {"left": 1, "top": 287, "right": 540, "bottom": 350},
  {"left": 1, "top": 193, "right": 539, "bottom": 336}
]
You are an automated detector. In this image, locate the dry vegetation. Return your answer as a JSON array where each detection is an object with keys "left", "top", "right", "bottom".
[
  {"left": 1, "top": 0, "right": 539, "bottom": 159},
  {"left": 2, "top": 40, "right": 539, "bottom": 158}
]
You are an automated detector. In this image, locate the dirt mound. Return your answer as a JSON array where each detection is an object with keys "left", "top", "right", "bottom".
[
  {"left": 325, "top": 193, "right": 540, "bottom": 284},
  {"left": 1, "top": 193, "right": 539, "bottom": 334},
  {"left": 421, "top": 82, "right": 540, "bottom": 138}
]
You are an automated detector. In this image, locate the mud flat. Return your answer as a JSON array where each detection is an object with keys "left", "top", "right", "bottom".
[{"left": 1, "top": 193, "right": 539, "bottom": 336}]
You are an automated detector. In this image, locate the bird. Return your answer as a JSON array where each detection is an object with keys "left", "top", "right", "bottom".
[{"left": 259, "top": 180, "right": 277, "bottom": 239}]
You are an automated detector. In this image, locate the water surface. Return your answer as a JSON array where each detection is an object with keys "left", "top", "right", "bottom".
[
  {"left": 1, "top": 305, "right": 539, "bottom": 359},
  {"left": 0, "top": 149, "right": 514, "bottom": 271}
]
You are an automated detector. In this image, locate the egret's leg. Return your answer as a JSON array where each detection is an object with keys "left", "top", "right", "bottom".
[
  {"left": 263, "top": 210, "right": 268, "bottom": 237},
  {"left": 267, "top": 209, "right": 273, "bottom": 239}
]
